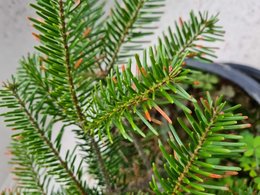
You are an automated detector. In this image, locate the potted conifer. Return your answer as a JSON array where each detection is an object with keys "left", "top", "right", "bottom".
[{"left": 1, "top": 0, "right": 259, "bottom": 194}]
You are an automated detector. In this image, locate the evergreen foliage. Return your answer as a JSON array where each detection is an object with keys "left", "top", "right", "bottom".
[{"left": 0, "top": 0, "right": 254, "bottom": 194}]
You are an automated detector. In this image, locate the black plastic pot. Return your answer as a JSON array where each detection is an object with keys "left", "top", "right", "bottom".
[
  {"left": 185, "top": 59, "right": 260, "bottom": 105},
  {"left": 223, "top": 63, "right": 260, "bottom": 83}
]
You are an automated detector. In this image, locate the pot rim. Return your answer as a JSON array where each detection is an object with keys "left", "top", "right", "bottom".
[{"left": 186, "top": 59, "right": 260, "bottom": 105}]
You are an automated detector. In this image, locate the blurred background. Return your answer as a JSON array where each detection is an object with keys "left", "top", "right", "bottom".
[{"left": 1, "top": 0, "right": 260, "bottom": 190}]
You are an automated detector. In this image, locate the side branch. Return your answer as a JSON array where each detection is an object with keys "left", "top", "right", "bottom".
[
  {"left": 102, "top": 0, "right": 146, "bottom": 73},
  {"left": 11, "top": 88, "right": 86, "bottom": 195},
  {"left": 85, "top": 69, "right": 182, "bottom": 132},
  {"left": 172, "top": 111, "right": 218, "bottom": 193}
]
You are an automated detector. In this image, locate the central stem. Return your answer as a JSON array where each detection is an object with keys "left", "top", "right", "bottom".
[{"left": 58, "top": 1, "right": 113, "bottom": 193}]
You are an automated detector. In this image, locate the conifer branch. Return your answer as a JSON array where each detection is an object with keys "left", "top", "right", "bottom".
[
  {"left": 8, "top": 84, "right": 86, "bottom": 195},
  {"left": 85, "top": 61, "right": 184, "bottom": 134},
  {"left": 161, "top": 11, "right": 224, "bottom": 62},
  {"left": 59, "top": 0, "right": 85, "bottom": 123},
  {"left": 18, "top": 56, "right": 72, "bottom": 120},
  {"left": 58, "top": 1, "right": 114, "bottom": 192},
  {"left": 12, "top": 143, "right": 47, "bottom": 194},
  {"left": 172, "top": 108, "right": 219, "bottom": 193},
  {"left": 100, "top": 0, "right": 165, "bottom": 73},
  {"left": 175, "top": 21, "right": 212, "bottom": 59},
  {"left": 151, "top": 96, "right": 249, "bottom": 194},
  {"left": 105, "top": 0, "right": 146, "bottom": 73},
  {"left": 19, "top": 53, "right": 115, "bottom": 192}
]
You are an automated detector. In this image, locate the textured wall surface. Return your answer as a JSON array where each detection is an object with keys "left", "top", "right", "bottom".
[{"left": 1, "top": 0, "right": 260, "bottom": 190}]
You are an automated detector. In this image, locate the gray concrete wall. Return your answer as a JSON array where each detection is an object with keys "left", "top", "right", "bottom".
[{"left": 1, "top": 0, "right": 260, "bottom": 190}]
